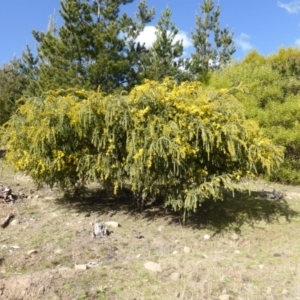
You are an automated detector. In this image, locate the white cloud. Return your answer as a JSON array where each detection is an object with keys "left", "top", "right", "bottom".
[
  {"left": 295, "top": 38, "right": 300, "bottom": 46},
  {"left": 135, "top": 26, "right": 193, "bottom": 50},
  {"left": 235, "top": 33, "right": 254, "bottom": 52},
  {"left": 174, "top": 31, "right": 193, "bottom": 48},
  {"left": 278, "top": 1, "right": 300, "bottom": 13},
  {"left": 135, "top": 26, "right": 157, "bottom": 49}
]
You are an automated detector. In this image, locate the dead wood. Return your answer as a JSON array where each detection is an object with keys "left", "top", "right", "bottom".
[{"left": 1, "top": 214, "right": 14, "bottom": 229}]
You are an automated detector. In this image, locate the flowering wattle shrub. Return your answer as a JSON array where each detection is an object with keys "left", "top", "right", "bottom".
[{"left": 2, "top": 79, "right": 284, "bottom": 214}]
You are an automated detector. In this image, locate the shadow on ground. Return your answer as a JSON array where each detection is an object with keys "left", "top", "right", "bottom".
[{"left": 55, "top": 187, "right": 299, "bottom": 235}]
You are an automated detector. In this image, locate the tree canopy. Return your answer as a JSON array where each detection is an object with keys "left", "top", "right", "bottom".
[{"left": 31, "top": 0, "right": 155, "bottom": 94}]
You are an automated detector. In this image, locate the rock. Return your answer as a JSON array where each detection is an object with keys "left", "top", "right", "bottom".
[
  {"left": 184, "top": 246, "right": 191, "bottom": 253},
  {"left": 170, "top": 272, "right": 181, "bottom": 281},
  {"left": 219, "top": 294, "right": 230, "bottom": 300},
  {"left": 10, "top": 245, "right": 20, "bottom": 249},
  {"left": 10, "top": 219, "right": 19, "bottom": 226},
  {"left": 174, "top": 239, "right": 180, "bottom": 244},
  {"left": 230, "top": 233, "right": 239, "bottom": 241},
  {"left": 27, "top": 249, "right": 38, "bottom": 256},
  {"left": 104, "top": 221, "right": 119, "bottom": 228},
  {"left": 158, "top": 226, "right": 163, "bottom": 231},
  {"left": 282, "top": 289, "right": 288, "bottom": 295},
  {"left": 204, "top": 234, "right": 210, "bottom": 240},
  {"left": 266, "top": 287, "right": 272, "bottom": 294},
  {"left": 87, "top": 261, "right": 98, "bottom": 268},
  {"left": 34, "top": 194, "right": 40, "bottom": 199},
  {"left": 172, "top": 251, "right": 178, "bottom": 255},
  {"left": 93, "top": 223, "right": 108, "bottom": 238},
  {"left": 259, "top": 264, "right": 264, "bottom": 270},
  {"left": 44, "top": 196, "right": 55, "bottom": 200},
  {"left": 54, "top": 248, "right": 63, "bottom": 254},
  {"left": 144, "top": 261, "right": 162, "bottom": 273},
  {"left": 234, "top": 250, "right": 241, "bottom": 254},
  {"left": 75, "top": 264, "right": 87, "bottom": 270}
]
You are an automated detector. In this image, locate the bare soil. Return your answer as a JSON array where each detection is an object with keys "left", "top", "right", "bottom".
[{"left": 1, "top": 161, "right": 300, "bottom": 300}]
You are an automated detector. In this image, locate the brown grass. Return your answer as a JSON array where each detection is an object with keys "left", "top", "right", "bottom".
[{"left": 1, "top": 161, "right": 300, "bottom": 299}]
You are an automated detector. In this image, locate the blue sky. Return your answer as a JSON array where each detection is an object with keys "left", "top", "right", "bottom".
[{"left": 1, "top": 0, "right": 300, "bottom": 64}]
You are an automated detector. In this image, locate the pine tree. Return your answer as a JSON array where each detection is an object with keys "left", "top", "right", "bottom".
[
  {"left": 189, "top": 0, "right": 235, "bottom": 79},
  {"left": 31, "top": 0, "right": 155, "bottom": 94},
  {"left": 19, "top": 45, "right": 40, "bottom": 96},
  {"left": 0, "top": 58, "right": 28, "bottom": 126},
  {"left": 141, "top": 5, "right": 184, "bottom": 82}
]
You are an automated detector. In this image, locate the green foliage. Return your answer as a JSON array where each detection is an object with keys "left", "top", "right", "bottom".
[
  {"left": 210, "top": 48, "right": 300, "bottom": 183},
  {"left": 210, "top": 60, "right": 284, "bottom": 115},
  {"left": 140, "top": 5, "right": 185, "bottom": 82},
  {"left": 268, "top": 47, "right": 300, "bottom": 78},
  {"left": 259, "top": 95, "right": 300, "bottom": 183},
  {"left": 188, "top": 0, "right": 235, "bottom": 78},
  {"left": 0, "top": 58, "right": 29, "bottom": 127},
  {"left": 267, "top": 47, "right": 300, "bottom": 96},
  {"left": 31, "top": 0, "right": 155, "bottom": 94},
  {"left": 2, "top": 79, "right": 283, "bottom": 213},
  {"left": 242, "top": 50, "right": 267, "bottom": 65}
]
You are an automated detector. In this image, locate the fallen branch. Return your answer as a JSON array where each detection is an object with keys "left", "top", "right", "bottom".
[{"left": 1, "top": 213, "right": 14, "bottom": 228}]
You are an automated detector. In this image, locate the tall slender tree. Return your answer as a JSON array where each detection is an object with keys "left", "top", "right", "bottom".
[
  {"left": 189, "top": 0, "right": 235, "bottom": 79},
  {"left": 141, "top": 5, "right": 184, "bottom": 82}
]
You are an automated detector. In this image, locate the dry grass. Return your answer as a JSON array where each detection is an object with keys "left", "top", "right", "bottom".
[{"left": 1, "top": 160, "right": 300, "bottom": 299}]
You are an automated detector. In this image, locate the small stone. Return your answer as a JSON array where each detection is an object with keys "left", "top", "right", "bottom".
[
  {"left": 259, "top": 264, "right": 264, "bottom": 270},
  {"left": 170, "top": 272, "right": 181, "bottom": 281},
  {"left": 219, "top": 294, "right": 230, "bottom": 300},
  {"left": 230, "top": 233, "right": 239, "bottom": 241},
  {"left": 282, "top": 289, "right": 288, "bottom": 295},
  {"left": 172, "top": 251, "right": 178, "bottom": 255},
  {"left": 144, "top": 261, "right": 162, "bottom": 273},
  {"left": 204, "top": 234, "right": 210, "bottom": 240},
  {"left": 44, "top": 196, "right": 55, "bottom": 200},
  {"left": 158, "top": 226, "right": 163, "bottom": 231},
  {"left": 104, "top": 221, "right": 119, "bottom": 228},
  {"left": 87, "top": 261, "right": 98, "bottom": 268},
  {"left": 54, "top": 248, "right": 63, "bottom": 254},
  {"left": 174, "top": 239, "right": 180, "bottom": 244},
  {"left": 184, "top": 246, "right": 191, "bottom": 253},
  {"left": 10, "top": 219, "right": 19, "bottom": 226},
  {"left": 27, "top": 249, "right": 38, "bottom": 256},
  {"left": 34, "top": 194, "right": 40, "bottom": 199},
  {"left": 75, "top": 264, "right": 87, "bottom": 270},
  {"left": 266, "top": 287, "right": 272, "bottom": 294},
  {"left": 10, "top": 245, "right": 20, "bottom": 249},
  {"left": 234, "top": 250, "right": 241, "bottom": 254}
]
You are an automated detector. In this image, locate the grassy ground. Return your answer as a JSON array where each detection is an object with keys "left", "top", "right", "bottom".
[{"left": 1, "top": 159, "right": 300, "bottom": 300}]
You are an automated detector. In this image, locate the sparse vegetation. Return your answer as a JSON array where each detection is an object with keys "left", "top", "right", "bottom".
[{"left": 1, "top": 161, "right": 300, "bottom": 299}]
